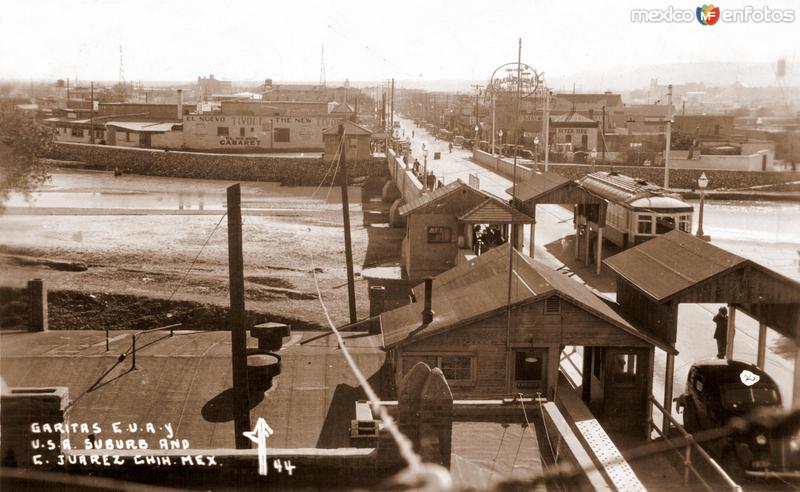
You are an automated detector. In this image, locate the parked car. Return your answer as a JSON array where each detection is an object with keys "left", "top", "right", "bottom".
[
  {"left": 676, "top": 359, "right": 800, "bottom": 480},
  {"left": 454, "top": 136, "right": 465, "bottom": 147},
  {"left": 463, "top": 138, "right": 475, "bottom": 150},
  {"left": 477, "top": 140, "right": 490, "bottom": 152}
]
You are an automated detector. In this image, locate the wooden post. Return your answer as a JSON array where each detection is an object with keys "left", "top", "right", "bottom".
[
  {"left": 596, "top": 227, "right": 604, "bottom": 276},
  {"left": 339, "top": 125, "right": 357, "bottom": 324},
  {"left": 27, "top": 278, "right": 48, "bottom": 332},
  {"left": 725, "top": 305, "right": 736, "bottom": 360},
  {"left": 582, "top": 347, "right": 592, "bottom": 403},
  {"left": 227, "top": 184, "right": 251, "bottom": 449},
  {"left": 663, "top": 352, "right": 675, "bottom": 436},
  {"left": 529, "top": 207, "right": 536, "bottom": 258},
  {"left": 794, "top": 341, "right": 800, "bottom": 407},
  {"left": 757, "top": 322, "right": 767, "bottom": 369}
]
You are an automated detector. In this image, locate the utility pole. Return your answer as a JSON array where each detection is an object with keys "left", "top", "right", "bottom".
[
  {"left": 389, "top": 78, "right": 395, "bottom": 136},
  {"left": 544, "top": 89, "right": 550, "bottom": 171},
  {"left": 66, "top": 78, "right": 70, "bottom": 104},
  {"left": 226, "top": 184, "right": 251, "bottom": 449},
  {"left": 664, "top": 84, "right": 673, "bottom": 189},
  {"left": 506, "top": 38, "right": 523, "bottom": 354},
  {"left": 601, "top": 105, "right": 606, "bottom": 162},
  {"left": 90, "top": 82, "right": 95, "bottom": 144},
  {"left": 338, "top": 125, "right": 357, "bottom": 324},
  {"left": 471, "top": 84, "right": 482, "bottom": 135}
]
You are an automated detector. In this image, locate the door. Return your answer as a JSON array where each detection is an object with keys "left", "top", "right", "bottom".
[
  {"left": 602, "top": 348, "right": 650, "bottom": 436},
  {"left": 513, "top": 348, "right": 547, "bottom": 396}
]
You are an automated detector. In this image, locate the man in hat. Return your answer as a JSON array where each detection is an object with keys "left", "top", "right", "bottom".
[{"left": 713, "top": 306, "right": 729, "bottom": 359}]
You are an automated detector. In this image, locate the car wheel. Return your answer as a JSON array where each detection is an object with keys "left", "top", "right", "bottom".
[{"left": 720, "top": 446, "right": 745, "bottom": 485}]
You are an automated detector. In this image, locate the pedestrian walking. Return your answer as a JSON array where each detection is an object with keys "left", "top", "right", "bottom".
[
  {"left": 448, "top": 142, "right": 453, "bottom": 153},
  {"left": 412, "top": 130, "right": 415, "bottom": 138},
  {"left": 713, "top": 306, "right": 729, "bottom": 358}
]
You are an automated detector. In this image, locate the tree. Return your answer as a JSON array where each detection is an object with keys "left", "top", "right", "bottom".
[{"left": 0, "top": 110, "right": 54, "bottom": 202}]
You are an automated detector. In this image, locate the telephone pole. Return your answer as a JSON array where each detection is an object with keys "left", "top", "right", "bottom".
[
  {"left": 664, "top": 84, "right": 673, "bottom": 189},
  {"left": 227, "top": 184, "right": 252, "bottom": 449},
  {"left": 90, "top": 82, "right": 95, "bottom": 144},
  {"left": 471, "top": 84, "right": 482, "bottom": 133},
  {"left": 338, "top": 124, "right": 357, "bottom": 324}
]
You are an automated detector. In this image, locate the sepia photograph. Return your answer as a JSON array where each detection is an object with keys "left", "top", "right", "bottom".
[{"left": 1, "top": 1, "right": 799, "bottom": 490}]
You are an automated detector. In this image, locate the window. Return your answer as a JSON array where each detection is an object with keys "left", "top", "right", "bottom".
[
  {"left": 274, "top": 128, "right": 290, "bottom": 142},
  {"left": 401, "top": 354, "right": 474, "bottom": 385},
  {"left": 439, "top": 356, "right": 472, "bottom": 382},
  {"left": 95, "top": 129, "right": 104, "bottom": 139},
  {"left": 515, "top": 349, "right": 546, "bottom": 388},
  {"left": 678, "top": 215, "right": 691, "bottom": 233},
  {"left": 612, "top": 353, "right": 639, "bottom": 386},
  {"left": 544, "top": 296, "right": 561, "bottom": 314},
  {"left": 217, "top": 127, "right": 229, "bottom": 137},
  {"left": 565, "top": 134, "right": 572, "bottom": 143},
  {"left": 239, "top": 127, "right": 245, "bottom": 137},
  {"left": 427, "top": 226, "right": 451, "bottom": 243},
  {"left": 250, "top": 127, "right": 254, "bottom": 132},
  {"left": 125, "top": 131, "right": 131, "bottom": 142},
  {"left": 637, "top": 215, "right": 652, "bottom": 235},
  {"left": 581, "top": 134, "right": 588, "bottom": 149},
  {"left": 71, "top": 128, "right": 84, "bottom": 137},
  {"left": 655, "top": 215, "right": 676, "bottom": 235},
  {"left": 348, "top": 137, "right": 358, "bottom": 149}
]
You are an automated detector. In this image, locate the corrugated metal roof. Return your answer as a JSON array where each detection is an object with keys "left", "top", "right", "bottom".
[
  {"left": 507, "top": 171, "right": 571, "bottom": 202},
  {"left": 458, "top": 198, "right": 534, "bottom": 224},
  {"left": 382, "top": 244, "right": 675, "bottom": 353},
  {"left": 603, "top": 230, "right": 747, "bottom": 301}
]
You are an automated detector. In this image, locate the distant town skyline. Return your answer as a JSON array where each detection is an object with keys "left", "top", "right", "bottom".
[{"left": 2, "top": 0, "right": 798, "bottom": 87}]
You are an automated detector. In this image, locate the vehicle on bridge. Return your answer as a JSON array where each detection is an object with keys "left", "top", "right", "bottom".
[
  {"left": 676, "top": 359, "right": 800, "bottom": 481},
  {"left": 578, "top": 171, "right": 693, "bottom": 249}
]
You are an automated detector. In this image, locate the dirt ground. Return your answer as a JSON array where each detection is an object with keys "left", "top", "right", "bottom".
[{"left": 0, "top": 171, "right": 405, "bottom": 331}]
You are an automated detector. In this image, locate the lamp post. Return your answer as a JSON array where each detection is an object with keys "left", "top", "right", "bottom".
[
  {"left": 474, "top": 124, "right": 479, "bottom": 143},
  {"left": 591, "top": 148, "right": 597, "bottom": 170},
  {"left": 498, "top": 129, "right": 504, "bottom": 151},
  {"left": 422, "top": 145, "right": 429, "bottom": 193},
  {"left": 696, "top": 172, "right": 709, "bottom": 240},
  {"left": 534, "top": 136, "right": 540, "bottom": 165}
]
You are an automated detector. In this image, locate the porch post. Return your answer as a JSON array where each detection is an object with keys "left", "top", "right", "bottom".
[
  {"left": 595, "top": 227, "right": 604, "bottom": 276},
  {"left": 529, "top": 221, "right": 536, "bottom": 257},
  {"left": 662, "top": 352, "right": 675, "bottom": 436},
  {"left": 757, "top": 322, "right": 767, "bottom": 369},
  {"left": 725, "top": 304, "right": 736, "bottom": 360},
  {"left": 583, "top": 228, "right": 591, "bottom": 265},
  {"left": 514, "top": 224, "right": 524, "bottom": 250},
  {"left": 464, "top": 223, "right": 473, "bottom": 250},
  {"left": 794, "top": 341, "right": 800, "bottom": 406}
]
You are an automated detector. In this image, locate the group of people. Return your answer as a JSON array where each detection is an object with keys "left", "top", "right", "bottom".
[{"left": 472, "top": 225, "right": 505, "bottom": 255}]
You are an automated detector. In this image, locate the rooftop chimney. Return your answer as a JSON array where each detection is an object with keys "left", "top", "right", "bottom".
[
  {"left": 422, "top": 277, "right": 434, "bottom": 325},
  {"left": 176, "top": 89, "right": 183, "bottom": 120}
]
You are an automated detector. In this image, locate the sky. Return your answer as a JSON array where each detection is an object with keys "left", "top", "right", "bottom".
[{"left": 1, "top": 0, "right": 798, "bottom": 87}]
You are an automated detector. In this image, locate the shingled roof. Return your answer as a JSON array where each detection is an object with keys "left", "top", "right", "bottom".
[
  {"left": 399, "top": 179, "right": 533, "bottom": 222},
  {"left": 381, "top": 244, "right": 675, "bottom": 353}
]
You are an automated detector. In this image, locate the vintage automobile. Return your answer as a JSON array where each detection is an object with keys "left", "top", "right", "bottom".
[{"left": 676, "top": 359, "right": 800, "bottom": 480}]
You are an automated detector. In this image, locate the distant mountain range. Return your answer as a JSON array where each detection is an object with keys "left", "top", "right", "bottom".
[{"left": 392, "top": 61, "right": 798, "bottom": 94}]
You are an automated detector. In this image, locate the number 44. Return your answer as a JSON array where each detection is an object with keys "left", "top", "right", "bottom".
[{"left": 273, "top": 459, "right": 296, "bottom": 476}]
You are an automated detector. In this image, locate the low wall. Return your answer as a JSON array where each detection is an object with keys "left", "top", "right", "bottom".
[
  {"left": 48, "top": 142, "right": 388, "bottom": 186},
  {"left": 473, "top": 149, "right": 800, "bottom": 190},
  {"left": 386, "top": 150, "right": 424, "bottom": 202}
]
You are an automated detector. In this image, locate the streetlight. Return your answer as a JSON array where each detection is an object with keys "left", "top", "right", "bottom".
[
  {"left": 591, "top": 148, "right": 597, "bottom": 170},
  {"left": 498, "top": 129, "right": 504, "bottom": 152},
  {"left": 422, "top": 145, "right": 429, "bottom": 193},
  {"left": 696, "top": 172, "right": 710, "bottom": 240},
  {"left": 534, "top": 136, "right": 540, "bottom": 164},
  {"left": 474, "top": 124, "right": 479, "bottom": 142}
]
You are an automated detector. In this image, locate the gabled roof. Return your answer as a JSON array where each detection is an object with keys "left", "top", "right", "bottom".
[
  {"left": 398, "top": 179, "right": 471, "bottom": 216},
  {"left": 381, "top": 244, "right": 675, "bottom": 353},
  {"left": 398, "top": 179, "right": 533, "bottom": 221},
  {"left": 458, "top": 198, "right": 533, "bottom": 224},
  {"left": 604, "top": 231, "right": 746, "bottom": 302},
  {"left": 330, "top": 102, "right": 355, "bottom": 114},
  {"left": 322, "top": 119, "right": 372, "bottom": 136},
  {"left": 507, "top": 172, "right": 571, "bottom": 202}
]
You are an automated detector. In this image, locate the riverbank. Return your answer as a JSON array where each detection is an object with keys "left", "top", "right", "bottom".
[
  {"left": 0, "top": 171, "right": 403, "bottom": 332},
  {"left": 48, "top": 141, "right": 388, "bottom": 186}
]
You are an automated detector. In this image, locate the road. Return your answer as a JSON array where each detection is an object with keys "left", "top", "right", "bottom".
[{"left": 395, "top": 115, "right": 798, "bottom": 413}]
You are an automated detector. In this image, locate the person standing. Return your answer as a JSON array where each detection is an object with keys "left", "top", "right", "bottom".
[{"left": 713, "top": 306, "right": 729, "bottom": 359}]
